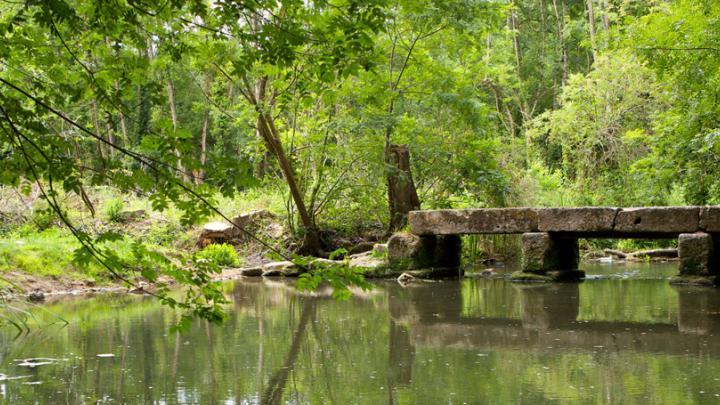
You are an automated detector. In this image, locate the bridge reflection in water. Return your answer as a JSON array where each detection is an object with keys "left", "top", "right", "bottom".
[{"left": 388, "top": 279, "right": 720, "bottom": 360}]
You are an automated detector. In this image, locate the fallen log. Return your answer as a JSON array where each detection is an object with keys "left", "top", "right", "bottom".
[
  {"left": 603, "top": 249, "right": 627, "bottom": 258},
  {"left": 628, "top": 248, "right": 678, "bottom": 259}
]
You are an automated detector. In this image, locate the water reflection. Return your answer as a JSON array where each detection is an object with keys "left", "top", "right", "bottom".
[{"left": 1, "top": 272, "right": 720, "bottom": 403}]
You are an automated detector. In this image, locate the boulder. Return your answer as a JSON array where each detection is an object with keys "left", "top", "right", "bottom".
[
  {"left": 197, "top": 209, "right": 281, "bottom": 247},
  {"left": 239, "top": 266, "right": 263, "bottom": 277},
  {"left": 614, "top": 207, "right": 699, "bottom": 234},
  {"left": 262, "top": 261, "right": 300, "bottom": 277},
  {"left": 372, "top": 243, "right": 388, "bottom": 255},
  {"left": 196, "top": 221, "right": 235, "bottom": 247},
  {"left": 537, "top": 207, "right": 617, "bottom": 233},
  {"left": 409, "top": 208, "right": 537, "bottom": 235},
  {"left": 397, "top": 273, "right": 416, "bottom": 285},
  {"left": 348, "top": 241, "right": 375, "bottom": 255}
]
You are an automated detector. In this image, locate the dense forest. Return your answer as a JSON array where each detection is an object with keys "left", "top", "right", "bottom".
[{"left": 1, "top": 0, "right": 719, "bottom": 320}]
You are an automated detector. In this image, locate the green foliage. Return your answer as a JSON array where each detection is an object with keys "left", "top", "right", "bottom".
[
  {"left": 104, "top": 198, "right": 125, "bottom": 223},
  {"left": 196, "top": 244, "right": 241, "bottom": 267}
]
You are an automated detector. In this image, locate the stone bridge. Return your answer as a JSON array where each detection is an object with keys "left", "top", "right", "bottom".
[{"left": 387, "top": 207, "right": 720, "bottom": 283}]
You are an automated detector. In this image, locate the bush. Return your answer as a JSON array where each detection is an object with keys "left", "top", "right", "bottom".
[
  {"left": 196, "top": 244, "right": 241, "bottom": 267},
  {"left": 105, "top": 199, "right": 125, "bottom": 223},
  {"left": 30, "top": 204, "right": 56, "bottom": 231}
]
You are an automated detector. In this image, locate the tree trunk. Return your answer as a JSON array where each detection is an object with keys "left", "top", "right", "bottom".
[
  {"left": 387, "top": 144, "right": 421, "bottom": 231},
  {"left": 195, "top": 109, "right": 209, "bottom": 185},
  {"left": 552, "top": 0, "right": 569, "bottom": 87},
  {"left": 600, "top": 0, "right": 610, "bottom": 32},
  {"left": 90, "top": 98, "right": 105, "bottom": 162},
  {"left": 258, "top": 112, "right": 322, "bottom": 254},
  {"left": 586, "top": 0, "right": 598, "bottom": 61},
  {"left": 166, "top": 68, "right": 189, "bottom": 183}
]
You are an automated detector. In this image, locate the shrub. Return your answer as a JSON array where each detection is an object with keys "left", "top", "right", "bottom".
[
  {"left": 105, "top": 199, "right": 125, "bottom": 223},
  {"left": 30, "top": 204, "right": 56, "bottom": 231},
  {"left": 196, "top": 244, "right": 241, "bottom": 267}
]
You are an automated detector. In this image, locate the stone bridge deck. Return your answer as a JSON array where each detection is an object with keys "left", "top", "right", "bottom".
[
  {"left": 409, "top": 207, "right": 720, "bottom": 237},
  {"left": 388, "top": 207, "right": 720, "bottom": 284}
]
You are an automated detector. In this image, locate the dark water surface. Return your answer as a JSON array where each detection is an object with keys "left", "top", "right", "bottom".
[{"left": 2, "top": 262, "right": 720, "bottom": 404}]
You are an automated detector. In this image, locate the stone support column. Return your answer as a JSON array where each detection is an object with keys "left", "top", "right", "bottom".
[
  {"left": 514, "top": 232, "right": 583, "bottom": 281},
  {"left": 387, "top": 233, "right": 462, "bottom": 277},
  {"left": 674, "top": 232, "right": 718, "bottom": 285}
]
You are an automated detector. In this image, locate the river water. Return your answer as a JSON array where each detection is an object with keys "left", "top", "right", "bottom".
[{"left": 1, "top": 262, "right": 720, "bottom": 404}]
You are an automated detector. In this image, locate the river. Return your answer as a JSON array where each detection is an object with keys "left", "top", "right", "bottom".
[{"left": 1, "top": 262, "right": 719, "bottom": 404}]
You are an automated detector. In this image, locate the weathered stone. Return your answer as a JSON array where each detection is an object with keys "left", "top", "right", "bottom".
[
  {"left": 614, "top": 207, "right": 699, "bottom": 234},
  {"left": 309, "top": 258, "right": 343, "bottom": 270},
  {"left": 262, "top": 261, "right": 299, "bottom": 277},
  {"left": 348, "top": 241, "right": 375, "bottom": 255},
  {"left": 196, "top": 221, "right": 234, "bottom": 247},
  {"left": 349, "top": 254, "right": 387, "bottom": 275},
  {"left": 537, "top": 207, "right": 617, "bottom": 232},
  {"left": 409, "top": 208, "right": 537, "bottom": 235},
  {"left": 239, "top": 266, "right": 263, "bottom": 277},
  {"left": 678, "top": 232, "right": 715, "bottom": 276},
  {"left": 372, "top": 243, "right": 388, "bottom": 255},
  {"left": 699, "top": 206, "right": 720, "bottom": 232},
  {"left": 521, "top": 232, "right": 579, "bottom": 273},
  {"left": 387, "top": 233, "right": 461, "bottom": 271},
  {"left": 397, "top": 273, "right": 416, "bottom": 285},
  {"left": 117, "top": 209, "right": 147, "bottom": 223}
]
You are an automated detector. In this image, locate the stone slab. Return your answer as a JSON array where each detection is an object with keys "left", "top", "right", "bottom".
[
  {"left": 614, "top": 207, "right": 700, "bottom": 234},
  {"left": 700, "top": 206, "right": 720, "bottom": 232},
  {"left": 678, "top": 232, "right": 715, "bottom": 276},
  {"left": 408, "top": 209, "right": 537, "bottom": 235},
  {"left": 521, "top": 232, "right": 579, "bottom": 273},
  {"left": 537, "top": 207, "right": 618, "bottom": 232}
]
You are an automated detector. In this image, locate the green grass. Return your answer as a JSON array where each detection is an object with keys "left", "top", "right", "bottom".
[
  {"left": 0, "top": 228, "right": 147, "bottom": 283},
  {"left": 0, "top": 228, "right": 83, "bottom": 278}
]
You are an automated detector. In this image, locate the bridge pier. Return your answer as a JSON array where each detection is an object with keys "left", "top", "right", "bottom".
[
  {"left": 512, "top": 232, "right": 584, "bottom": 282},
  {"left": 673, "top": 232, "right": 719, "bottom": 285}
]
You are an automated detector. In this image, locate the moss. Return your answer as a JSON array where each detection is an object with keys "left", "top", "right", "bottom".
[{"left": 509, "top": 271, "right": 553, "bottom": 283}]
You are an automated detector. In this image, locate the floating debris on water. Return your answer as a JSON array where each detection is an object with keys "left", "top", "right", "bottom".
[
  {"left": 96, "top": 354, "right": 115, "bottom": 358},
  {"left": 13, "top": 358, "right": 67, "bottom": 368}
]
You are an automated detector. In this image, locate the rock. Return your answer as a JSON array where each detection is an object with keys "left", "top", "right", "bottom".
[
  {"left": 27, "top": 290, "right": 45, "bottom": 303},
  {"left": 348, "top": 241, "right": 375, "bottom": 255},
  {"left": 196, "top": 221, "right": 234, "bottom": 247},
  {"left": 117, "top": 209, "right": 146, "bottom": 222},
  {"left": 678, "top": 232, "right": 715, "bottom": 276},
  {"left": 614, "top": 207, "right": 700, "bottom": 234},
  {"left": 262, "top": 261, "right": 300, "bottom": 277},
  {"left": 537, "top": 207, "right": 617, "bottom": 233},
  {"left": 372, "top": 243, "right": 388, "bottom": 255},
  {"left": 197, "top": 210, "right": 281, "bottom": 247},
  {"left": 481, "top": 268, "right": 494, "bottom": 277},
  {"left": 348, "top": 255, "right": 386, "bottom": 273},
  {"left": 700, "top": 206, "right": 720, "bottom": 232},
  {"left": 239, "top": 266, "right": 263, "bottom": 277},
  {"left": 409, "top": 208, "right": 538, "bottom": 235},
  {"left": 397, "top": 272, "right": 416, "bottom": 285},
  {"left": 309, "top": 258, "right": 343, "bottom": 270}
]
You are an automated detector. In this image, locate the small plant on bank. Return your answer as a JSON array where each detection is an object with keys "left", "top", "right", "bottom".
[
  {"left": 196, "top": 244, "right": 241, "bottom": 267},
  {"left": 105, "top": 199, "right": 125, "bottom": 223}
]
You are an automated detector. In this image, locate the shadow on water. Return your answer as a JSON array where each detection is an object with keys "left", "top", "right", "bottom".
[{"left": 2, "top": 269, "right": 720, "bottom": 403}]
